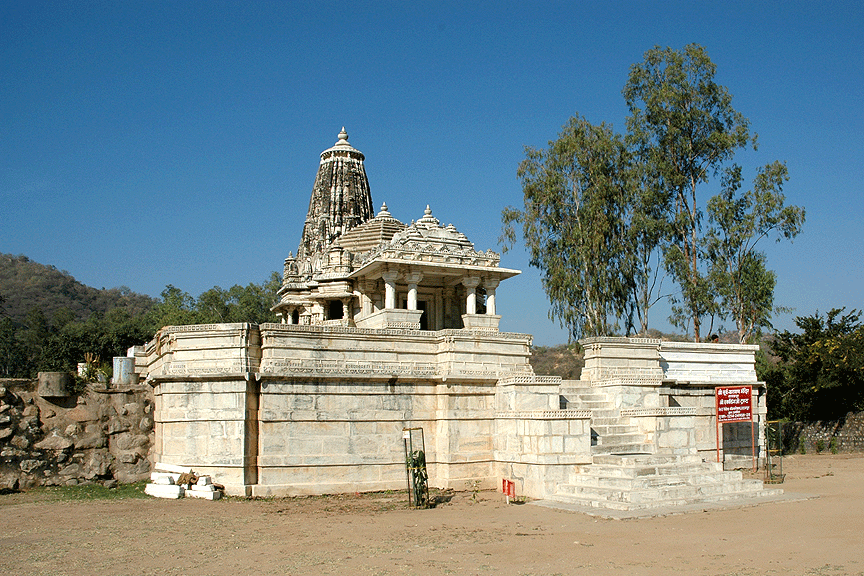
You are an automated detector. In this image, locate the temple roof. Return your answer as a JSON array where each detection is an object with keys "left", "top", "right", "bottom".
[{"left": 339, "top": 202, "right": 406, "bottom": 255}]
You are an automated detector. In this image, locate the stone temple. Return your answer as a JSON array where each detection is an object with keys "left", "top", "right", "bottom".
[{"left": 138, "top": 129, "right": 780, "bottom": 513}]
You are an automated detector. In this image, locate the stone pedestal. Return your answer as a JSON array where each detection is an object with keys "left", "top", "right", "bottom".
[{"left": 37, "top": 372, "right": 72, "bottom": 398}]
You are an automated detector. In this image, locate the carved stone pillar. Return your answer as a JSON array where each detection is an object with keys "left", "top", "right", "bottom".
[
  {"left": 361, "top": 280, "right": 375, "bottom": 316},
  {"left": 483, "top": 278, "right": 500, "bottom": 316},
  {"left": 382, "top": 270, "right": 399, "bottom": 310},
  {"left": 462, "top": 277, "right": 480, "bottom": 315},
  {"left": 405, "top": 271, "right": 423, "bottom": 311}
]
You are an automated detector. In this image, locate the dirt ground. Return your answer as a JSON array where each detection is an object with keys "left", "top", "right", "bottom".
[{"left": 1, "top": 453, "right": 862, "bottom": 576}]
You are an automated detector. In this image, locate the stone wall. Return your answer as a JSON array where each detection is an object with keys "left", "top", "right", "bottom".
[
  {"left": 0, "top": 377, "right": 153, "bottom": 491},
  {"left": 778, "top": 412, "right": 864, "bottom": 454}
]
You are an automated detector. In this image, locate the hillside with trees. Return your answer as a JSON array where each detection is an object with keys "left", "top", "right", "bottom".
[{"left": 0, "top": 253, "right": 281, "bottom": 378}]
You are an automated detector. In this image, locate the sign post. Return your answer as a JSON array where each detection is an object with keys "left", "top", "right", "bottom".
[{"left": 715, "top": 385, "right": 755, "bottom": 471}]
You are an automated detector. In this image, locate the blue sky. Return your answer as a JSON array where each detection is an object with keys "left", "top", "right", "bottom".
[{"left": 2, "top": 1, "right": 862, "bottom": 344}]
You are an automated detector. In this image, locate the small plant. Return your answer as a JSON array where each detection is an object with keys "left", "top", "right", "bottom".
[
  {"left": 829, "top": 437, "right": 839, "bottom": 454},
  {"left": 799, "top": 442, "right": 806, "bottom": 455},
  {"left": 466, "top": 479, "right": 481, "bottom": 503},
  {"left": 815, "top": 439, "right": 825, "bottom": 453}
]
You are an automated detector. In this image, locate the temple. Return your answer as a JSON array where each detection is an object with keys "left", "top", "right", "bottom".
[
  {"left": 274, "top": 128, "right": 516, "bottom": 332},
  {"left": 138, "top": 129, "right": 781, "bottom": 513}
]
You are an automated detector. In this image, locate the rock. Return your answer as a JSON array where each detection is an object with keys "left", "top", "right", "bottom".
[
  {"left": 118, "top": 452, "right": 138, "bottom": 464},
  {"left": 83, "top": 452, "right": 112, "bottom": 478},
  {"left": 103, "top": 479, "right": 118, "bottom": 489},
  {"left": 65, "top": 479, "right": 79, "bottom": 486},
  {"left": 34, "top": 433, "right": 73, "bottom": 451},
  {"left": 139, "top": 417, "right": 153, "bottom": 431},
  {"left": 0, "top": 414, "right": 11, "bottom": 425},
  {"left": 17, "top": 416, "right": 37, "bottom": 431},
  {"left": 65, "top": 424, "right": 79, "bottom": 435},
  {"left": 59, "top": 463, "right": 81, "bottom": 477},
  {"left": 66, "top": 406, "right": 98, "bottom": 423},
  {"left": 42, "top": 408, "right": 56, "bottom": 418},
  {"left": 74, "top": 433, "right": 105, "bottom": 449},
  {"left": 115, "top": 434, "right": 149, "bottom": 451},
  {"left": 0, "top": 427, "right": 12, "bottom": 439},
  {"left": 12, "top": 436, "right": 30, "bottom": 449},
  {"left": 22, "top": 405, "right": 39, "bottom": 418},
  {"left": 19, "top": 459, "right": 42, "bottom": 473},
  {"left": 123, "top": 402, "right": 141, "bottom": 416},
  {"left": 1, "top": 448, "right": 25, "bottom": 458},
  {"left": 0, "top": 474, "right": 20, "bottom": 492},
  {"left": 107, "top": 421, "right": 130, "bottom": 435}
]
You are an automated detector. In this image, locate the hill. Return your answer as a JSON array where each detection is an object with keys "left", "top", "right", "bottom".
[{"left": 0, "top": 253, "right": 156, "bottom": 325}]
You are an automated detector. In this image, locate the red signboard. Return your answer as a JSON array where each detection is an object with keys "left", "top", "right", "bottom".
[
  {"left": 716, "top": 385, "right": 753, "bottom": 423},
  {"left": 502, "top": 479, "right": 515, "bottom": 497}
]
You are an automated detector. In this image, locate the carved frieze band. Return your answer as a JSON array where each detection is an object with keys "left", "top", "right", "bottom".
[
  {"left": 495, "top": 409, "right": 591, "bottom": 420},
  {"left": 497, "top": 375, "right": 563, "bottom": 385},
  {"left": 620, "top": 407, "right": 706, "bottom": 417}
]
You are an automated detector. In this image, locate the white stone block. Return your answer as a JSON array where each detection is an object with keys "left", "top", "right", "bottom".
[
  {"left": 145, "top": 483, "right": 185, "bottom": 499},
  {"left": 185, "top": 488, "right": 222, "bottom": 500},
  {"left": 196, "top": 475, "right": 212, "bottom": 485}
]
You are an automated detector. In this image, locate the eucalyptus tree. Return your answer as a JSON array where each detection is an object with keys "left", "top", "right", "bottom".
[
  {"left": 624, "top": 43, "right": 754, "bottom": 340},
  {"left": 501, "top": 115, "right": 635, "bottom": 339},
  {"left": 705, "top": 162, "right": 805, "bottom": 343}
]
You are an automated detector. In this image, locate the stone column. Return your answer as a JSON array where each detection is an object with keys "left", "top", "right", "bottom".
[
  {"left": 462, "top": 277, "right": 480, "bottom": 315},
  {"left": 284, "top": 309, "right": 294, "bottom": 325},
  {"left": 382, "top": 270, "right": 399, "bottom": 310},
  {"left": 434, "top": 289, "right": 443, "bottom": 331},
  {"left": 483, "top": 278, "right": 500, "bottom": 315},
  {"left": 444, "top": 286, "right": 457, "bottom": 328},
  {"left": 361, "top": 280, "right": 374, "bottom": 316},
  {"left": 405, "top": 271, "right": 423, "bottom": 311}
]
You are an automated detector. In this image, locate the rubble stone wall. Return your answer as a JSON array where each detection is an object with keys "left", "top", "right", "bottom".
[
  {"left": 0, "top": 378, "right": 153, "bottom": 491},
  {"left": 780, "top": 412, "right": 864, "bottom": 454}
]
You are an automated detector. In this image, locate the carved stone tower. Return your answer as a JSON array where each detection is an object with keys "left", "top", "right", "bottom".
[{"left": 296, "top": 128, "right": 374, "bottom": 265}]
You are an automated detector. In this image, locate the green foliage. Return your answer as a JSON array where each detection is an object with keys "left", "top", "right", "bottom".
[
  {"left": 504, "top": 44, "right": 802, "bottom": 341},
  {"left": 624, "top": 44, "right": 755, "bottom": 340},
  {"left": 763, "top": 308, "right": 864, "bottom": 421},
  {"left": 502, "top": 115, "right": 636, "bottom": 338},
  {"left": 829, "top": 437, "right": 838, "bottom": 454},
  {"left": 705, "top": 162, "right": 805, "bottom": 343}
]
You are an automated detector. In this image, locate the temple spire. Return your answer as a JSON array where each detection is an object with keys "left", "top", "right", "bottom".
[{"left": 296, "top": 128, "right": 375, "bottom": 267}]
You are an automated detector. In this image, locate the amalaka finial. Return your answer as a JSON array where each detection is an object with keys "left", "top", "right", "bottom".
[
  {"left": 336, "top": 127, "right": 349, "bottom": 145},
  {"left": 377, "top": 202, "right": 392, "bottom": 218}
]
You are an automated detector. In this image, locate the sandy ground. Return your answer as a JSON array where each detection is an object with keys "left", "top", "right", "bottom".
[{"left": 1, "top": 453, "right": 862, "bottom": 576}]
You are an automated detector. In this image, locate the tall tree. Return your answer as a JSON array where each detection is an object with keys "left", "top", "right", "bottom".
[
  {"left": 501, "top": 115, "right": 634, "bottom": 339},
  {"left": 705, "top": 162, "right": 805, "bottom": 342},
  {"left": 624, "top": 43, "right": 754, "bottom": 340}
]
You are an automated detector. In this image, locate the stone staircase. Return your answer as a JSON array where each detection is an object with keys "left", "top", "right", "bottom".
[
  {"left": 559, "top": 384, "right": 652, "bottom": 455},
  {"left": 548, "top": 453, "right": 783, "bottom": 512},
  {"left": 553, "top": 384, "right": 783, "bottom": 514}
]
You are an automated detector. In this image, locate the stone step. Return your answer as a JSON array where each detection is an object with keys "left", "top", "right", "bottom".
[
  {"left": 548, "top": 486, "right": 785, "bottom": 511},
  {"left": 568, "top": 469, "right": 745, "bottom": 490},
  {"left": 591, "top": 424, "right": 640, "bottom": 435},
  {"left": 594, "top": 433, "right": 647, "bottom": 445},
  {"left": 591, "top": 443, "right": 655, "bottom": 455},
  {"left": 577, "top": 462, "right": 725, "bottom": 479},
  {"left": 592, "top": 453, "right": 704, "bottom": 466},
  {"left": 557, "top": 478, "right": 768, "bottom": 503},
  {"left": 558, "top": 388, "right": 609, "bottom": 402}
]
